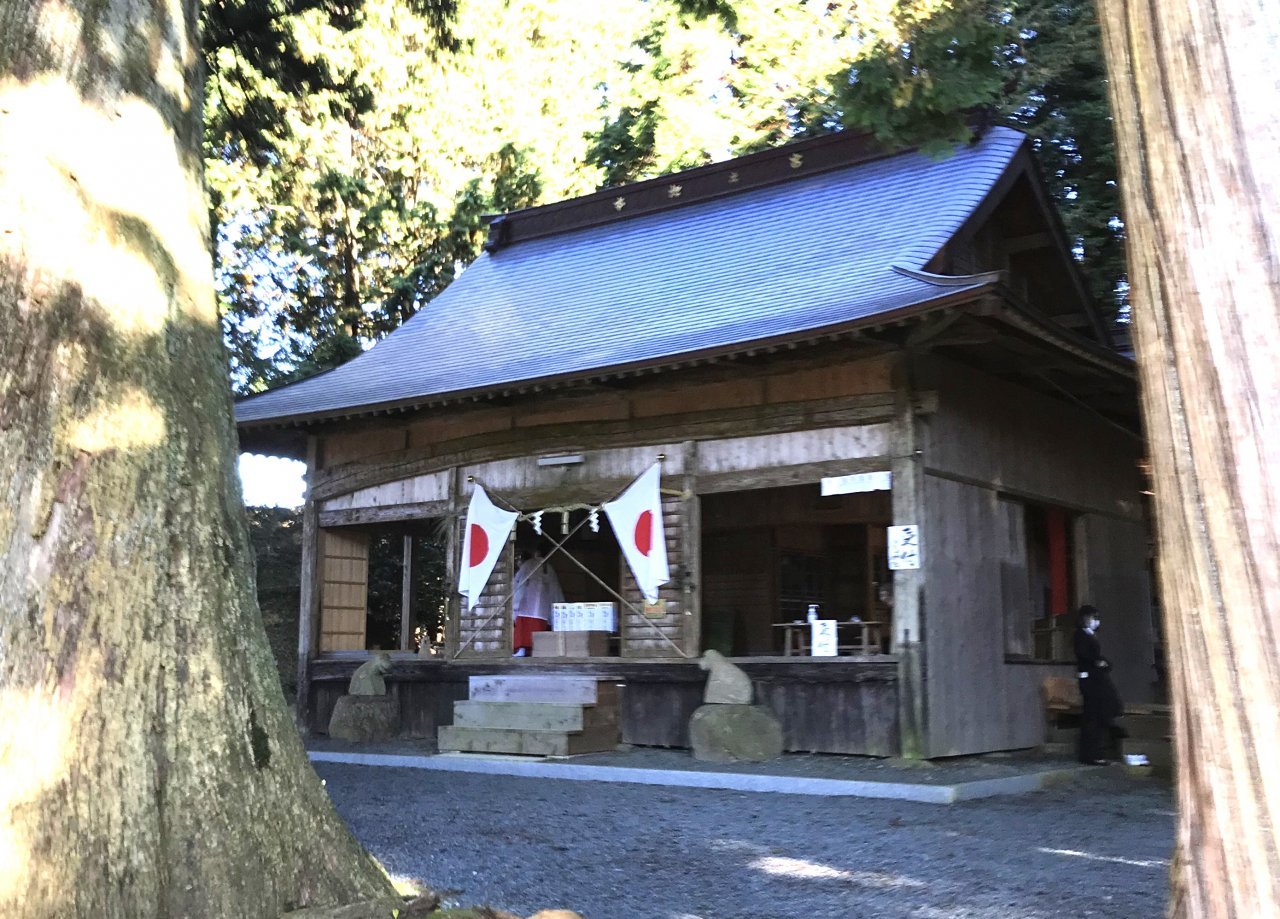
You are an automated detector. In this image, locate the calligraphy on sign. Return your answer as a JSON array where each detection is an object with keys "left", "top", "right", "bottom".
[
  {"left": 887, "top": 525, "right": 921, "bottom": 571},
  {"left": 810, "top": 619, "right": 838, "bottom": 657}
]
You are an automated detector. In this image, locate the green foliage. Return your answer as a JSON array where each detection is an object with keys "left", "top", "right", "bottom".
[
  {"left": 213, "top": 0, "right": 1125, "bottom": 394},
  {"left": 586, "top": 2, "right": 865, "bottom": 185},
  {"left": 834, "top": 4, "right": 1013, "bottom": 154},
  {"left": 246, "top": 506, "right": 303, "bottom": 696},
  {"left": 1001, "top": 1, "right": 1123, "bottom": 308},
  {"left": 588, "top": 0, "right": 1126, "bottom": 317},
  {"left": 834, "top": 0, "right": 1125, "bottom": 313},
  {"left": 365, "top": 528, "right": 449, "bottom": 653},
  {"left": 210, "top": 0, "right": 655, "bottom": 393}
]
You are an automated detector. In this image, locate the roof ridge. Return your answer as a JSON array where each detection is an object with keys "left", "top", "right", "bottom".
[
  {"left": 483, "top": 128, "right": 917, "bottom": 253},
  {"left": 483, "top": 123, "right": 1025, "bottom": 253}
]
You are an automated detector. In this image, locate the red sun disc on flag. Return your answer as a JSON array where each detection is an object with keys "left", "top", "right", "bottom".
[
  {"left": 634, "top": 510, "right": 653, "bottom": 557},
  {"left": 468, "top": 524, "right": 489, "bottom": 567}
]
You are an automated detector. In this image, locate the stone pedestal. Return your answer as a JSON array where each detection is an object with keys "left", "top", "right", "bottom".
[
  {"left": 329, "top": 694, "right": 400, "bottom": 743},
  {"left": 689, "top": 704, "right": 784, "bottom": 763}
]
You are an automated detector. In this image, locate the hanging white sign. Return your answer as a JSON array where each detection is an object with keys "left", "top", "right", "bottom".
[
  {"left": 811, "top": 619, "right": 839, "bottom": 657},
  {"left": 888, "top": 525, "right": 921, "bottom": 570},
  {"left": 820, "top": 471, "right": 892, "bottom": 496}
]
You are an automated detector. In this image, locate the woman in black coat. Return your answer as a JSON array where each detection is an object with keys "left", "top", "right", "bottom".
[{"left": 1074, "top": 604, "right": 1123, "bottom": 764}]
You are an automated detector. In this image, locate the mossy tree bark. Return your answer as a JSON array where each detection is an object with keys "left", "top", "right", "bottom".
[
  {"left": 1096, "top": 1, "right": 1280, "bottom": 914},
  {"left": 0, "top": 0, "right": 397, "bottom": 916}
]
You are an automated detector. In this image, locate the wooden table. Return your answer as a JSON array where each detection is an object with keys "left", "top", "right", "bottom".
[{"left": 774, "top": 620, "right": 885, "bottom": 656}]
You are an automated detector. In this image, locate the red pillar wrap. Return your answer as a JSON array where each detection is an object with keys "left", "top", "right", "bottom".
[{"left": 1047, "top": 508, "right": 1070, "bottom": 616}]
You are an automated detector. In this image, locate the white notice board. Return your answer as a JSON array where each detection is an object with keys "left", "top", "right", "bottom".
[
  {"left": 811, "top": 619, "right": 838, "bottom": 657},
  {"left": 888, "top": 525, "right": 921, "bottom": 570},
  {"left": 820, "top": 471, "right": 892, "bottom": 496}
]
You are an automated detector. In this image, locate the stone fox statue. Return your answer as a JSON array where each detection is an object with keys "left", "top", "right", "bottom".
[
  {"left": 348, "top": 652, "right": 393, "bottom": 696},
  {"left": 699, "top": 649, "right": 753, "bottom": 704}
]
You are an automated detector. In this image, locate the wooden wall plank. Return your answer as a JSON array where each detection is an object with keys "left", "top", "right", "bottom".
[
  {"left": 318, "top": 529, "right": 368, "bottom": 652},
  {"left": 921, "top": 354, "right": 1144, "bottom": 517},
  {"left": 763, "top": 357, "right": 893, "bottom": 403},
  {"left": 324, "top": 427, "right": 407, "bottom": 468},
  {"left": 296, "top": 435, "right": 321, "bottom": 728},
  {"left": 922, "top": 474, "right": 1082, "bottom": 756},
  {"left": 311, "top": 390, "right": 903, "bottom": 502},
  {"left": 695, "top": 424, "right": 891, "bottom": 475},
  {"left": 322, "top": 470, "right": 450, "bottom": 511}
]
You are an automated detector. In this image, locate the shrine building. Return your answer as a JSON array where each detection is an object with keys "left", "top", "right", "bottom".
[{"left": 236, "top": 125, "right": 1158, "bottom": 758}]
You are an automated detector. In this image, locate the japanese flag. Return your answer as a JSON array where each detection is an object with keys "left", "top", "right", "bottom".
[
  {"left": 603, "top": 463, "right": 670, "bottom": 603},
  {"left": 458, "top": 485, "right": 518, "bottom": 611}
]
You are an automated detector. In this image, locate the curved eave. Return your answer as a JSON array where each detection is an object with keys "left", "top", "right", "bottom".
[{"left": 236, "top": 281, "right": 998, "bottom": 436}]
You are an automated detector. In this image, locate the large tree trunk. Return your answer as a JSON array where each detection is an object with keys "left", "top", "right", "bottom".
[
  {"left": 0, "top": 0, "right": 397, "bottom": 916},
  {"left": 1096, "top": 1, "right": 1280, "bottom": 914}
]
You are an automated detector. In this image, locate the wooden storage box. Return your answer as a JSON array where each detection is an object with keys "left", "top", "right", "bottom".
[{"left": 532, "top": 630, "right": 611, "bottom": 658}]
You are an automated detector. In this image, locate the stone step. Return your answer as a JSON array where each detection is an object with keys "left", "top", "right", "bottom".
[
  {"left": 467, "top": 674, "right": 619, "bottom": 705},
  {"left": 452, "top": 700, "right": 617, "bottom": 732},
  {"left": 437, "top": 725, "right": 619, "bottom": 757}
]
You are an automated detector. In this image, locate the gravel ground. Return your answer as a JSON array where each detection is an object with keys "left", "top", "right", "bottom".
[{"left": 318, "top": 762, "right": 1173, "bottom": 919}]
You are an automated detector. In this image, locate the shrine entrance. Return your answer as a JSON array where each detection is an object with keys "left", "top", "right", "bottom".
[
  {"left": 452, "top": 465, "right": 692, "bottom": 661},
  {"left": 514, "top": 510, "right": 622, "bottom": 609},
  {"left": 699, "top": 483, "right": 893, "bottom": 657}
]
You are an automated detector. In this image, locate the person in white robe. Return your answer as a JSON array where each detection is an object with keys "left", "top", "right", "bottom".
[{"left": 512, "top": 550, "right": 563, "bottom": 656}]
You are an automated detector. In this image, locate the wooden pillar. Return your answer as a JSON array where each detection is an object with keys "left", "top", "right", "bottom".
[
  {"left": 682, "top": 439, "right": 702, "bottom": 657},
  {"left": 295, "top": 435, "right": 321, "bottom": 731},
  {"left": 400, "top": 534, "right": 417, "bottom": 650},
  {"left": 891, "top": 354, "right": 928, "bottom": 758},
  {"left": 442, "top": 465, "right": 462, "bottom": 657}
]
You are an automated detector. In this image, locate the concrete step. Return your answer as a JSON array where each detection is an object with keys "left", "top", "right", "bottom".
[
  {"left": 468, "top": 674, "right": 619, "bottom": 705},
  {"left": 452, "top": 700, "right": 617, "bottom": 732},
  {"left": 437, "top": 724, "right": 619, "bottom": 757}
]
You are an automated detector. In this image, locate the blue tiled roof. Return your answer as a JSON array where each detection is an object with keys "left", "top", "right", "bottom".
[{"left": 236, "top": 127, "right": 1027, "bottom": 425}]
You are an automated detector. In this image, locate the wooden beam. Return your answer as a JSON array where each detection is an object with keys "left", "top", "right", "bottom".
[
  {"left": 312, "top": 391, "right": 911, "bottom": 501},
  {"left": 693, "top": 455, "right": 892, "bottom": 495},
  {"left": 295, "top": 435, "right": 321, "bottom": 731},
  {"left": 681, "top": 439, "right": 701, "bottom": 657},
  {"left": 1002, "top": 230, "right": 1054, "bottom": 254},
  {"left": 400, "top": 535, "right": 417, "bottom": 651},
  {"left": 442, "top": 466, "right": 462, "bottom": 658},
  {"left": 890, "top": 354, "right": 928, "bottom": 759},
  {"left": 318, "top": 501, "right": 449, "bottom": 529}
]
